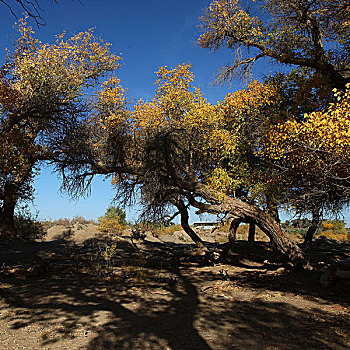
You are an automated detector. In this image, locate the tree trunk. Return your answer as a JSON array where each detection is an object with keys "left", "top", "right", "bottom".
[
  {"left": 218, "top": 217, "right": 242, "bottom": 261},
  {"left": 267, "top": 199, "right": 280, "bottom": 223},
  {"left": 0, "top": 183, "right": 18, "bottom": 238},
  {"left": 303, "top": 210, "right": 320, "bottom": 251},
  {"left": 248, "top": 222, "right": 255, "bottom": 242},
  {"left": 0, "top": 213, "right": 15, "bottom": 238},
  {"left": 0, "top": 208, "right": 16, "bottom": 238},
  {"left": 0, "top": 165, "right": 35, "bottom": 239},
  {"left": 173, "top": 199, "right": 214, "bottom": 264},
  {"left": 190, "top": 184, "right": 310, "bottom": 269}
]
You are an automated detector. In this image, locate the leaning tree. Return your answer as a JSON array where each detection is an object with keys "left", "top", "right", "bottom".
[
  {"left": 51, "top": 1, "right": 350, "bottom": 268},
  {"left": 197, "top": 0, "right": 350, "bottom": 248},
  {"left": 56, "top": 63, "right": 310, "bottom": 268}
]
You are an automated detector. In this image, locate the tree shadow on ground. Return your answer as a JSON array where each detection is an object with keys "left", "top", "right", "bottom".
[
  {"left": 0, "top": 237, "right": 349, "bottom": 349},
  {"left": 1, "top": 266, "right": 211, "bottom": 349},
  {"left": 0, "top": 262, "right": 349, "bottom": 349}
]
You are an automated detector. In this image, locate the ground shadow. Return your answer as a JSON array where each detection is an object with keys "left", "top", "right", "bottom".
[{"left": 0, "top": 237, "right": 349, "bottom": 349}]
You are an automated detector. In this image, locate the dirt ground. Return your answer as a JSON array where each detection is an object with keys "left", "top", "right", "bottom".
[{"left": 0, "top": 225, "right": 349, "bottom": 349}]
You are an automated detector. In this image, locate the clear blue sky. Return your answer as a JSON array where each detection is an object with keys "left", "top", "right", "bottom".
[{"left": 1, "top": 0, "right": 349, "bottom": 225}]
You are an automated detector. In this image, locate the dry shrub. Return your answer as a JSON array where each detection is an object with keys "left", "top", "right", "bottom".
[
  {"left": 216, "top": 221, "right": 231, "bottom": 233},
  {"left": 317, "top": 230, "right": 349, "bottom": 242},
  {"left": 153, "top": 224, "right": 182, "bottom": 236},
  {"left": 218, "top": 222, "right": 265, "bottom": 239},
  {"left": 131, "top": 222, "right": 182, "bottom": 237},
  {"left": 42, "top": 216, "right": 96, "bottom": 230},
  {"left": 237, "top": 224, "right": 249, "bottom": 235}
]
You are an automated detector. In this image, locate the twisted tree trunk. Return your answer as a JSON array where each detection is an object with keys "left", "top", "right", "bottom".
[{"left": 189, "top": 184, "right": 310, "bottom": 269}]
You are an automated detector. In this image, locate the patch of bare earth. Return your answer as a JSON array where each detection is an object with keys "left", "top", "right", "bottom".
[{"left": 0, "top": 225, "right": 349, "bottom": 349}]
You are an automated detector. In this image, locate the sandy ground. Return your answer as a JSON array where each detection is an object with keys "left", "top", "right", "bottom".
[{"left": 0, "top": 225, "right": 349, "bottom": 349}]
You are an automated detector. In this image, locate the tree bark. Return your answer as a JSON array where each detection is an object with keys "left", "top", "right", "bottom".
[
  {"left": 0, "top": 214, "right": 16, "bottom": 238},
  {"left": 0, "top": 164, "right": 35, "bottom": 239},
  {"left": 189, "top": 184, "right": 310, "bottom": 269},
  {"left": 0, "top": 212, "right": 15, "bottom": 238}
]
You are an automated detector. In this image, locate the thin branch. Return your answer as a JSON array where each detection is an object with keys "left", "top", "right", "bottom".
[{"left": 2, "top": 0, "right": 60, "bottom": 27}]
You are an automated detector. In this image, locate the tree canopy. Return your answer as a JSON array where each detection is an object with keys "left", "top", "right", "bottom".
[
  {"left": 0, "top": 19, "right": 122, "bottom": 236},
  {"left": 197, "top": 0, "right": 350, "bottom": 247},
  {"left": 260, "top": 84, "right": 350, "bottom": 214},
  {"left": 198, "top": 0, "right": 350, "bottom": 89},
  {"left": 57, "top": 63, "right": 308, "bottom": 266}
]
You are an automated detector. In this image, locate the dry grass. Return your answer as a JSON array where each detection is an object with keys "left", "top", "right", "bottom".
[{"left": 42, "top": 216, "right": 96, "bottom": 230}]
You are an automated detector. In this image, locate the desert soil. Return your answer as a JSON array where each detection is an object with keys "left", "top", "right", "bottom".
[{"left": 0, "top": 225, "right": 349, "bottom": 349}]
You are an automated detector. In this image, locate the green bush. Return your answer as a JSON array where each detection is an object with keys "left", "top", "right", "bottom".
[
  {"left": 104, "top": 206, "right": 127, "bottom": 224},
  {"left": 98, "top": 206, "right": 128, "bottom": 234}
]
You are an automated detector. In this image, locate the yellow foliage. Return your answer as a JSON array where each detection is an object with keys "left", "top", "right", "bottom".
[
  {"left": 322, "top": 221, "right": 334, "bottom": 230},
  {"left": 9, "top": 18, "right": 120, "bottom": 106},
  {"left": 0, "top": 16, "right": 131, "bottom": 227},
  {"left": 198, "top": 0, "right": 263, "bottom": 51},
  {"left": 0, "top": 18, "right": 124, "bottom": 208},
  {"left": 259, "top": 84, "right": 350, "bottom": 175},
  {"left": 205, "top": 168, "right": 236, "bottom": 199},
  {"left": 99, "top": 63, "right": 242, "bottom": 176},
  {"left": 220, "top": 80, "right": 277, "bottom": 119},
  {"left": 98, "top": 217, "right": 125, "bottom": 234},
  {"left": 95, "top": 63, "right": 281, "bottom": 207},
  {"left": 103, "top": 242, "right": 117, "bottom": 262}
]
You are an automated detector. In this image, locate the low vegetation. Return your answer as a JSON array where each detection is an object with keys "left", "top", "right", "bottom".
[
  {"left": 13, "top": 206, "right": 46, "bottom": 240},
  {"left": 42, "top": 216, "right": 96, "bottom": 231},
  {"left": 317, "top": 220, "right": 350, "bottom": 242},
  {"left": 98, "top": 206, "right": 128, "bottom": 234},
  {"left": 282, "top": 218, "right": 349, "bottom": 243}
]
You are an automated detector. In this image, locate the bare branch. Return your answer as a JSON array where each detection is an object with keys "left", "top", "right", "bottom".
[
  {"left": 2, "top": 0, "right": 60, "bottom": 26},
  {"left": 215, "top": 52, "right": 265, "bottom": 85}
]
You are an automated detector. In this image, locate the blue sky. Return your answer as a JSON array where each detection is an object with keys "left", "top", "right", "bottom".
[{"left": 1, "top": 0, "right": 349, "bottom": 225}]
